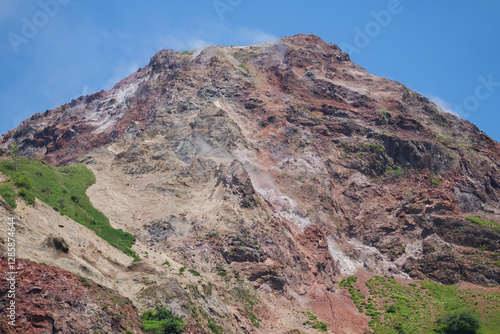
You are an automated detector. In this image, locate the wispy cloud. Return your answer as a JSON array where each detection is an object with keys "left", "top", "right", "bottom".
[
  {"left": 104, "top": 61, "right": 140, "bottom": 90},
  {"left": 430, "top": 96, "right": 462, "bottom": 118},
  {"left": 234, "top": 27, "right": 278, "bottom": 45},
  {"left": 156, "top": 34, "right": 211, "bottom": 53}
]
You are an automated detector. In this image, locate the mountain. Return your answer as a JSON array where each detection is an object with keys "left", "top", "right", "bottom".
[{"left": 0, "top": 34, "right": 499, "bottom": 333}]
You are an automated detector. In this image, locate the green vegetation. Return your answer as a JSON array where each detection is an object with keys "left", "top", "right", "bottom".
[
  {"left": 0, "top": 157, "right": 139, "bottom": 260},
  {"left": 302, "top": 311, "right": 327, "bottom": 332},
  {"left": 0, "top": 184, "right": 17, "bottom": 208},
  {"left": 8, "top": 142, "right": 20, "bottom": 171},
  {"left": 208, "top": 322, "right": 221, "bottom": 333},
  {"left": 78, "top": 276, "right": 92, "bottom": 287},
  {"left": 380, "top": 109, "right": 391, "bottom": 123},
  {"left": 435, "top": 310, "right": 481, "bottom": 334},
  {"left": 247, "top": 309, "right": 260, "bottom": 328},
  {"left": 162, "top": 260, "right": 170, "bottom": 266},
  {"left": 19, "top": 187, "right": 35, "bottom": 205},
  {"left": 180, "top": 49, "right": 196, "bottom": 55},
  {"left": 339, "top": 276, "right": 365, "bottom": 312},
  {"left": 195, "top": 304, "right": 221, "bottom": 333},
  {"left": 141, "top": 306, "right": 185, "bottom": 334},
  {"left": 233, "top": 51, "right": 257, "bottom": 58},
  {"left": 435, "top": 134, "right": 456, "bottom": 148},
  {"left": 203, "top": 282, "right": 213, "bottom": 297},
  {"left": 188, "top": 269, "right": 201, "bottom": 276},
  {"left": 430, "top": 177, "right": 441, "bottom": 186},
  {"left": 151, "top": 82, "right": 163, "bottom": 90},
  {"left": 312, "top": 321, "right": 328, "bottom": 332},
  {"left": 316, "top": 262, "right": 323, "bottom": 271},
  {"left": 357, "top": 142, "right": 388, "bottom": 174},
  {"left": 215, "top": 266, "right": 227, "bottom": 277},
  {"left": 466, "top": 216, "right": 500, "bottom": 231},
  {"left": 179, "top": 266, "right": 186, "bottom": 275},
  {"left": 0, "top": 158, "right": 37, "bottom": 208},
  {"left": 360, "top": 142, "right": 385, "bottom": 155},
  {"left": 238, "top": 63, "right": 250, "bottom": 74},
  {"left": 386, "top": 166, "right": 405, "bottom": 176},
  {"left": 339, "top": 275, "right": 500, "bottom": 333},
  {"left": 232, "top": 282, "right": 261, "bottom": 328}
]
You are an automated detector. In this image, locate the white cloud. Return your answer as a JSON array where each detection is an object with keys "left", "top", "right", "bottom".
[
  {"left": 234, "top": 27, "right": 278, "bottom": 45},
  {"left": 156, "top": 34, "right": 210, "bottom": 52},
  {"left": 104, "top": 62, "right": 140, "bottom": 90},
  {"left": 154, "top": 26, "right": 277, "bottom": 54},
  {"left": 81, "top": 85, "right": 90, "bottom": 96},
  {"left": 430, "top": 96, "right": 462, "bottom": 118}
]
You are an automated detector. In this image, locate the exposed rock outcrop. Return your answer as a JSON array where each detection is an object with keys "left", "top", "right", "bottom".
[
  {"left": 1, "top": 33, "right": 499, "bottom": 333},
  {"left": 0, "top": 258, "right": 143, "bottom": 334}
]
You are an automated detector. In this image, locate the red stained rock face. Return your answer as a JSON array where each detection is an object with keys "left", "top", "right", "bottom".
[{"left": 0, "top": 258, "right": 143, "bottom": 334}]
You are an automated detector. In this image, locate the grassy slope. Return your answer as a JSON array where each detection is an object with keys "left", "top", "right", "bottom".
[
  {"left": 340, "top": 275, "right": 500, "bottom": 333},
  {"left": 0, "top": 158, "right": 139, "bottom": 260}
]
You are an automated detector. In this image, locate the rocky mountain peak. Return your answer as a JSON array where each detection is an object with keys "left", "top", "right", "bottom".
[{"left": 1, "top": 34, "right": 499, "bottom": 333}]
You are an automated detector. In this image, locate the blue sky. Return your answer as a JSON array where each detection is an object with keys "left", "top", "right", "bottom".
[{"left": 1, "top": 1, "right": 499, "bottom": 141}]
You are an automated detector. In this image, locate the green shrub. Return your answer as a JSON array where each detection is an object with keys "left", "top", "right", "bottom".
[
  {"left": 466, "top": 216, "right": 499, "bottom": 231},
  {"left": 141, "top": 306, "right": 185, "bottom": 334},
  {"left": 179, "top": 266, "right": 186, "bottom": 275},
  {"left": 238, "top": 63, "right": 250, "bottom": 74},
  {"left": 18, "top": 188, "right": 35, "bottom": 205},
  {"left": 248, "top": 310, "right": 260, "bottom": 328},
  {"left": 70, "top": 195, "right": 81, "bottom": 203},
  {"left": 216, "top": 266, "right": 226, "bottom": 277},
  {"left": 0, "top": 184, "right": 17, "bottom": 208},
  {"left": 188, "top": 269, "right": 201, "bottom": 276},
  {"left": 14, "top": 173, "right": 33, "bottom": 189},
  {"left": 312, "top": 321, "right": 328, "bottom": 332},
  {"left": 436, "top": 310, "right": 481, "bottom": 334},
  {"left": 430, "top": 177, "right": 441, "bottom": 186},
  {"left": 208, "top": 322, "right": 221, "bottom": 334},
  {"left": 180, "top": 49, "right": 196, "bottom": 55},
  {"left": 78, "top": 276, "right": 91, "bottom": 287}
]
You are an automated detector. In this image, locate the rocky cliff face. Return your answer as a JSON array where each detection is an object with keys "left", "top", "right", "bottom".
[
  {"left": 1, "top": 34, "right": 499, "bottom": 333},
  {"left": 0, "top": 258, "right": 143, "bottom": 334}
]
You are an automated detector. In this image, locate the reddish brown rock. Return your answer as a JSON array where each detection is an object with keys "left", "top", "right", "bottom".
[{"left": 0, "top": 258, "right": 143, "bottom": 334}]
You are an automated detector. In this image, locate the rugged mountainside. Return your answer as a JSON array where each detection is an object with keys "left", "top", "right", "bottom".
[
  {"left": 0, "top": 258, "right": 143, "bottom": 334},
  {"left": 0, "top": 34, "right": 499, "bottom": 333}
]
